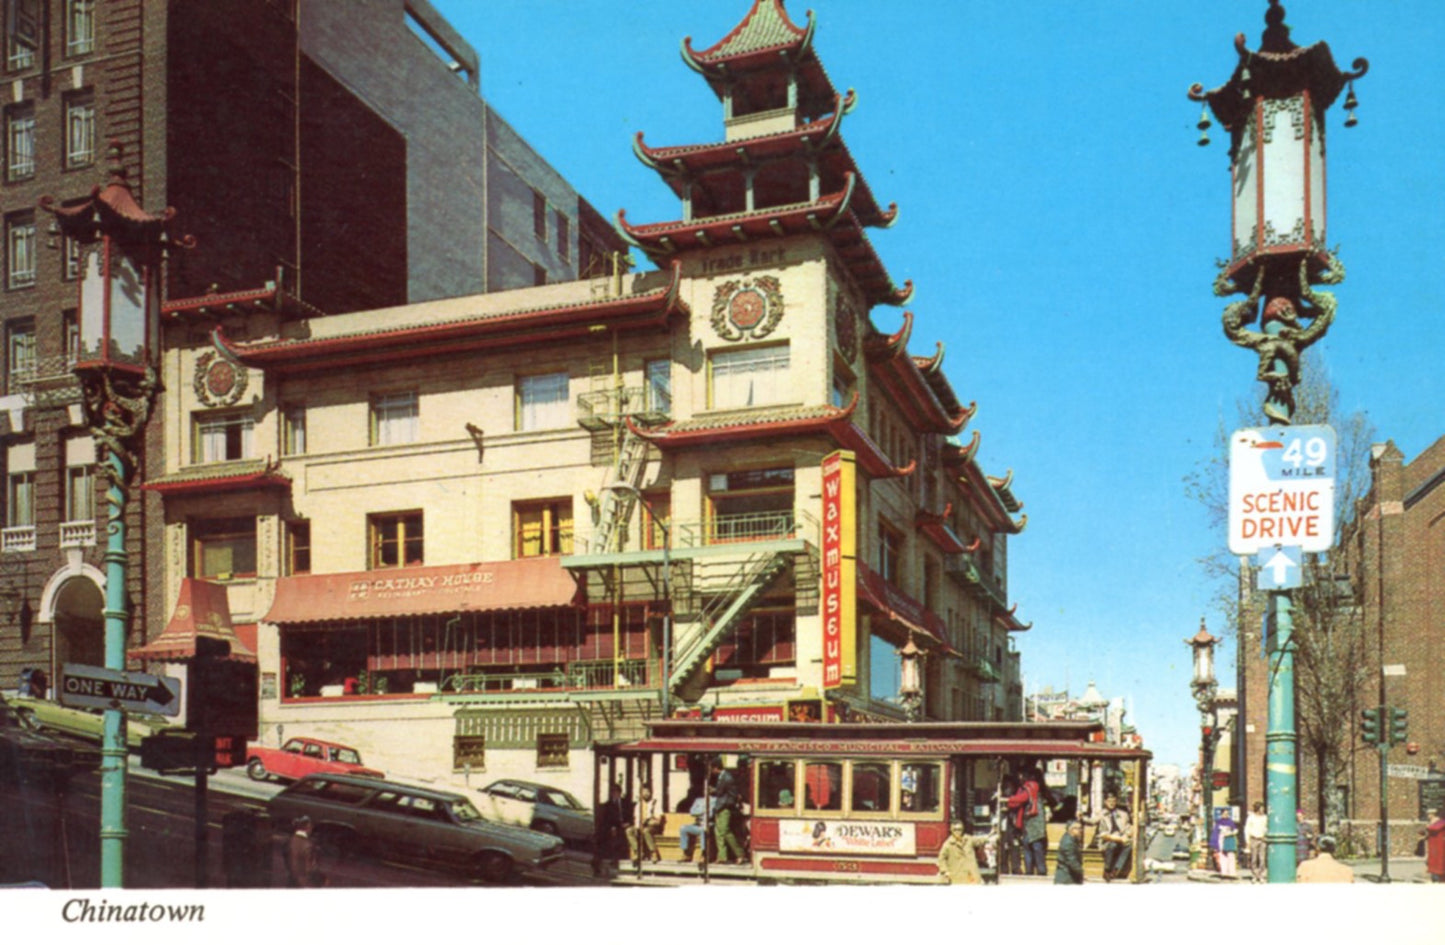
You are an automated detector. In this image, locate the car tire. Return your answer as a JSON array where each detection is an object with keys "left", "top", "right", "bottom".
[
  {"left": 474, "top": 851, "right": 514, "bottom": 884},
  {"left": 246, "top": 759, "right": 269, "bottom": 781}
]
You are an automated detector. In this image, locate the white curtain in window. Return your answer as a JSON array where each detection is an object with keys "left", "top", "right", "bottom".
[
  {"left": 518, "top": 373, "right": 569, "bottom": 431},
  {"left": 374, "top": 394, "right": 418, "bottom": 445},
  {"left": 712, "top": 345, "right": 789, "bottom": 409}
]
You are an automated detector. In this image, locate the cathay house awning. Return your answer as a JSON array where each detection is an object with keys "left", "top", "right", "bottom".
[{"left": 264, "top": 559, "right": 581, "bottom": 625}]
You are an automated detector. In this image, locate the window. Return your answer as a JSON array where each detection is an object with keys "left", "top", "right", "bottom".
[
  {"left": 63, "top": 309, "right": 79, "bottom": 363},
  {"left": 515, "top": 372, "right": 568, "bottom": 431},
  {"left": 6, "top": 0, "right": 36, "bottom": 71},
  {"left": 65, "top": 91, "right": 95, "bottom": 168},
  {"left": 193, "top": 412, "right": 254, "bottom": 463},
  {"left": 190, "top": 517, "right": 258, "bottom": 579},
  {"left": 536, "top": 732, "right": 569, "bottom": 768},
  {"left": 900, "top": 763, "right": 943, "bottom": 813},
  {"left": 282, "top": 404, "right": 307, "bottom": 455},
  {"left": 66, "top": 0, "right": 94, "bottom": 56},
  {"left": 6, "top": 319, "right": 34, "bottom": 390},
  {"left": 6, "top": 213, "right": 35, "bottom": 288},
  {"left": 370, "top": 391, "right": 417, "bottom": 446},
  {"left": 286, "top": 519, "right": 311, "bottom": 575},
  {"left": 513, "top": 499, "right": 572, "bottom": 558},
  {"left": 532, "top": 263, "right": 546, "bottom": 287},
  {"left": 707, "top": 467, "right": 794, "bottom": 543},
  {"left": 851, "top": 762, "right": 892, "bottom": 813},
  {"left": 63, "top": 240, "right": 80, "bottom": 281},
  {"left": 642, "top": 492, "right": 670, "bottom": 551},
  {"left": 757, "top": 760, "right": 797, "bottom": 810},
  {"left": 555, "top": 210, "right": 568, "bottom": 260},
  {"left": 369, "top": 511, "right": 423, "bottom": 569},
  {"left": 7, "top": 470, "right": 33, "bottom": 527},
  {"left": 878, "top": 519, "right": 903, "bottom": 583},
  {"left": 709, "top": 343, "right": 790, "bottom": 409},
  {"left": 802, "top": 761, "right": 842, "bottom": 811},
  {"left": 5, "top": 102, "right": 33, "bottom": 181},
  {"left": 532, "top": 189, "right": 546, "bottom": 239},
  {"left": 644, "top": 358, "right": 671, "bottom": 415},
  {"left": 64, "top": 464, "right": 93, "bottom": 522}
]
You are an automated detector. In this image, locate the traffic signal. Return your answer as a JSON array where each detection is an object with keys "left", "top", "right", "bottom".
[
  {"left": 1389, "top": 707, "right": 1409, "bottom": 746},
  {"left": 1361, "top": 706, "right": 1382, "bottom": 746}
]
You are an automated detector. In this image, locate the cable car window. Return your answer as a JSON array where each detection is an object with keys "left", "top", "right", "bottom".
[
  {"left": 803, "top": 761, "right": 842, "bottom": 811},
  {"left": 757, "top": 760, "right": 797, "bottom": 809},
  {"left": 901, "top": 763, "right": 942, "bottom": 813},
  {"left": 851, "top": 762, "right": 891, "bottom": 812}
]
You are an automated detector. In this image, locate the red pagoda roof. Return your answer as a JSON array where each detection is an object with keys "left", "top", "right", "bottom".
[
  {"left": 627, "top": 394, "right": 913, "bottom": 479},
  {"left": 221, "top": 262, "right": 688, "bottom": 373},
  {"left": 39, "top": 142, "right": 192, "bottom": 254},
  {"left": 915, "top": 504, "right": 970, "bottom": 555},
  {"left": 864, "top": 314, "right": 974, "bottom": 435},
  {"left": 143, "top": 459, "right": 291, "bottom": 497},
  {"left": 681, "top": 1, "right": 838, "bottom": 120},
  {"left": 954, "top": 454, "right": 1027, "bottom": 536}
]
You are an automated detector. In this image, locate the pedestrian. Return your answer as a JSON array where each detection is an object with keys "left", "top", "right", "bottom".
[
  {"left": 710, "top": 758, "right": 747, "bottom": 865},
  {"left": 1053, "top": 820, "right": 1085, "bottom": 885},
  {"left": 1295, "top": 834, "right": 1353, "bottom": 883},
  {"left": 1006, "top": 766, "right": 1050, "bottom": 876},
  {"left": 678, "top": 793, "right": 715, "bottom": 862},
  {"left": 1295, "top": 808, "right": 1316, "bottom": 864},
  {"left": 1425, "top": 809, "right": 1445, "bottom": 883},
  {"left": 1211, "top": 808, "right": 1239, "bottom": 877},
  {"left": 626, "top": 784, "right": 664, "bottom": 865},
  {"left": 285, "top": 816, "right": 326, "bottom": 887},
  {"left": 1087, "top": 791, "right": 1132, "bottom": 881},
  {"left": 997, "top": 775, "right": 1022, "bottom": 875},
  {"left": 937, "top": 821, "right": 993, "bottom": 885},
  {"left": 1243, "top": 801, "right": 1268, "bottom": 883},
  {"left": 592, "top": 780, "right": 630, "bottom": 875}
]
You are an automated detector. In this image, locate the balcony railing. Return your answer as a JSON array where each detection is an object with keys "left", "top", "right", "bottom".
[
  {"left": 441, "top": 658, "right": 654, "bottom": 695},
  {"left": 576, "top": 385, "right": 669, "bottom": 431},
  {"left": 59, "top": 520, "right": 96, "bottom": 548},
  {"left": 2, "top": 526, "right": 36, "bottom": 552},
  {"left": 577, "top": 509, "right": 818, "bottom": 555}
]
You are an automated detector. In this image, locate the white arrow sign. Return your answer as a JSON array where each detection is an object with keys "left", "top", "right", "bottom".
[
  {"left": 1257, "top": 545, "right": 1302, "bottom": 590},
  {"left": 59, "top": 663, "right": 182, "bottom": 716}
]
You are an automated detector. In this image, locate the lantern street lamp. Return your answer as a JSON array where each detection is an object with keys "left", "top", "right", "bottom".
[
  {"left": 40, "top": 143, "right": 191, "bottom": 887},
  {"left": 1189, "top": 0, "right": 1366, "bottom": 883},
  {"left": 897, "top": 636, "right": 923, "bottom": 722},
  {"left": 1186, "top": 620, "right": 1222, "bottom": 862}
]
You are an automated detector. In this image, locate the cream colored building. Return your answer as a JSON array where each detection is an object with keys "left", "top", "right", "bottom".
[{"left": 139, "top": 0, "right": 1029, "bottom": 802}]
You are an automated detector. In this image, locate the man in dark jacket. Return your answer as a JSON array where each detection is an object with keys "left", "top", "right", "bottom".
[
  {"left": 1054, "top": 820, "right": 1085, "bottom": 884},
  {"left": 711, "top": 758, "right": 747, "bottom": 864}
]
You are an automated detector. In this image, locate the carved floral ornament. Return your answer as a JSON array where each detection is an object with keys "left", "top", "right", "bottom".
[
  {"left": 834, "top": 297, "right": 859, "bottom": 363},
  {"left": 193, "top": 345, "right": 249, "bottom": 408},
  {"left": 711, "top": 275, "right": 784, "bottom": 342}
]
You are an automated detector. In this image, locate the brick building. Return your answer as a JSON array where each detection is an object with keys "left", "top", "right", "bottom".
[
  {"left": 139, "top": 0, "right": 1032, "bottom": 797},
  {"left": 0, "top": 0, "right": 622, "bottom": 693},
  {"left": 1237, "top": 434, "right": 1445, "bottom": 853}
]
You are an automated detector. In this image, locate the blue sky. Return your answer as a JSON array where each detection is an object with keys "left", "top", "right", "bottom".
[{"left": 430, "top": 0, "right": 1445, "bottom": 770}]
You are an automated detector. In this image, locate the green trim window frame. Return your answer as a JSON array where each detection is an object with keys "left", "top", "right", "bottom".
[
  {"left": 6, "top": 469, "right": 33, "bottom": 528},
  {"left": 369, "top": 510, "right": 423, "bottom": 569},
  {"left": 370, "top": 391, "right": 417, "bottom": 446},
  {"left": 6, "top": 318, "right": 34, "bottom": 392},
  {"left": 515, "top": 372, "right": 569, "bottom": 432},
  {"left": 282, "top": 404, "right": 307, "bottom": 455},
  {"left": 644, "top": 358, "right": 672, "bottom": 415},
  {"left": 64, "top": 90, "right": 95, "bottom": 169},
  {"left": 190, "top": 517, "right": 258, "bottom": 580},
  {"left": 65, "top": 0, "right": 94, "bottom": 57},
  {"left": 5, "top": 101, "right": 33, "bottom": 181},
  {"left": 708, "top": 342, "right": 790, "bottom": 410},
  {"left": 513, "top": 498, "right": 573, "bottom": 558},
  {"left": 63, "top": 464, "right": 94, "bottom": 522},
  {"left": 193, "top": 411, "right": 254, "bottom": 464},
  {"left": 6, "top": 211, "right": 35, "bottom": 289}
]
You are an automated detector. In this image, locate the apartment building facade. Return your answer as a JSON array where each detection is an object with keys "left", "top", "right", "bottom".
[
  {"left": 0, "top": 0, "right": 623, "bottom": 691},
  {"left": 142, "top": 0, "right": 1030, "bottom": 796}
]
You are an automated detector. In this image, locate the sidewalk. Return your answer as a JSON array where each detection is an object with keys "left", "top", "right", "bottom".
[{"left": 1187, "top": 856, "right": 1432, "bottom": 883}]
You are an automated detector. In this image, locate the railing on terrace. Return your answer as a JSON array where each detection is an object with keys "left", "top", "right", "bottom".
[
  {"left": 2, "top": 525, "right": 36, "bottom": 553},
  {"left": 442, "top": 658, "right": 654, "bottom": 695},
  {"left": 576, "top": 385, "right": 669, "bottom": 431},
  {"left": 59, "top": 520, "right": 96, "bottom": 548},
  {"left": 576, "top": 509, "right": 818, "bottom": 556}
]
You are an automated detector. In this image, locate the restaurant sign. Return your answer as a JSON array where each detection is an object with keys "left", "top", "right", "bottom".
[{"left": 779, "top": 819, "right": 916, "bottom": 856}]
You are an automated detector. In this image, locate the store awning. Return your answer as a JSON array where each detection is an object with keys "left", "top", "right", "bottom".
[
  {"left": 856, "top": 563, "right": 948, "bottom": 649},
  {"left": 129, "top": 578, "right": 258, "bottom": 663},
  {"left": 265, "top": 558, "right": 581, "bottom": 625}
]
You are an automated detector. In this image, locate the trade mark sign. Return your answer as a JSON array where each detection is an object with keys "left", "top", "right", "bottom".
[{"left": 1227, "top": 425, "right": 1336, "bottom": 554}]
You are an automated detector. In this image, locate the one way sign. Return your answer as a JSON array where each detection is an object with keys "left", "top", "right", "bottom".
[
  {"left": 1256, "top": 545, "right": 1302, "bottom": 591},
  {"left": 59, "top": 663, "right": 181, "bottom": 717}
]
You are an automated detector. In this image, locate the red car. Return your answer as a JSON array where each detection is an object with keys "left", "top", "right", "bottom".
[{"left": 246, "top": 737, "right": 383, "bottom": 782}]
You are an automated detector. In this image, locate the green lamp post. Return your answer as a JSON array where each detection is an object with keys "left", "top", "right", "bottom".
[
  {"left": 1190, "top": 1, "right": 1366, "bottom": 883},
  {"left": 40, "top": 143, "right": 191, "bottom": 887}
]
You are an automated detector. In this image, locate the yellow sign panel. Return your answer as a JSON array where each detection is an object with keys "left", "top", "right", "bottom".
[{"left": 821, "top": 450, "right": 857, "bottom": 689}]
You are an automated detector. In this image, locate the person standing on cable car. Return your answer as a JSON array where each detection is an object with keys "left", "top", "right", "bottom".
[
  {"left": 1007, "top": 766, "right": 1050, "bottom": 876},
  {"left": 711, "top": 757, "right": 747, "bottom": 864}
]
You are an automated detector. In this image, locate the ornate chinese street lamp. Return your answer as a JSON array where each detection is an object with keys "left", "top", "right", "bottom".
[
  {"left": 1187, "top": 620, "right": 1221, "bottom": 861},
  {"left": 1189, "top": 0, "right": 1365, "bottom": 883},
  {"left": 897, "top": 636, "right": 922, "bottom": 722},
  {"left": 40, "top": 143, "right": 191, "bottom": 887}
]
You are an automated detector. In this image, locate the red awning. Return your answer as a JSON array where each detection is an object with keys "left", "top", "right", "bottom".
[
  {"left": 129, "top": 578, "right": 258, "bottom": 663},
  {"left": 856, "top": 563, "right": 948, "bottom": 648},
  {"left": 264, "top": 558, "right": 581, "bottom": 625}
]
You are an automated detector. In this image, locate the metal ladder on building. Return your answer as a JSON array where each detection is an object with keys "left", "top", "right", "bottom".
[
  {"left": 590, "top": 428, "right": 650, "bottom": 554},
  {"left": 670, "top": 550, "right": 794, "bottom": 705}
]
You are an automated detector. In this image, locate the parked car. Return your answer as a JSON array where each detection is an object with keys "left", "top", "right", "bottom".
[
  {"left": 10, "top": 695, "right": 176, "bottom": 751},
  {"left": 267, "top": 773, "right": 565, "bottom": 882},
  {"left": 246, "top": 737, "right": 383, "bottom": 782},
  {"left": 476, "top": 778, "right": 594, "bottom": 845},
  {"left": 0, "top": 698, "right": 100, "bottom": 787}
]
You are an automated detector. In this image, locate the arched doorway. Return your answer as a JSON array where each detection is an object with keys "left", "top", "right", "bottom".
[{"left": 49, "top": 575, "right": 104, "bottom": 669}]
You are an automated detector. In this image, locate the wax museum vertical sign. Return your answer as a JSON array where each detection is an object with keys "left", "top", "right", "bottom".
[{"left": 822, "top": 450, "right": 857, "bottom": 690}]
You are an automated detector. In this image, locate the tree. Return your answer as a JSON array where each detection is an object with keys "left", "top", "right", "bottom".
[{"left": 1183, "top": 353, "right": 1376, "bottom": 830}]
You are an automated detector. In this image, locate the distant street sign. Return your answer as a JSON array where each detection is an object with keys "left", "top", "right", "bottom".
[
  {"left": 1256, "top": 545, "right": 1302, "bottom": 590},
  {"left": 59, "top": 663, "right": 181, "bottom": 716},
  {"left": 1387, "top": 764, "right": 1432, "bottom": 781},
  {"left": 1382, "top": 664, "right": 1407, "bottom": 677},
  {"left": 1228, "top": 425, "right": 1336, "bottom": 554}
]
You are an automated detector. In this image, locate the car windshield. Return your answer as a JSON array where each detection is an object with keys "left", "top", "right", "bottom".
[
  {"left": 448, "top": 798, "right": 484, "bottom": 823},
  {"left": 539, "top": 788, "right": 584, "bottom": 810}
]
